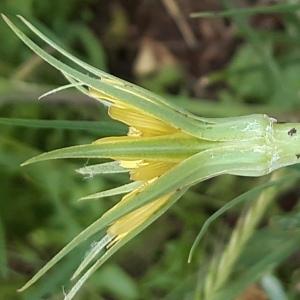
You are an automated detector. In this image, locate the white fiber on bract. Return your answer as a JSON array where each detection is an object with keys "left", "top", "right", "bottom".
[
  {"left": 76, "top": 161, "right": 127, "bottom": 177},
  {"left": 71, "top": 234, "right": 114, "bottom": 280}
]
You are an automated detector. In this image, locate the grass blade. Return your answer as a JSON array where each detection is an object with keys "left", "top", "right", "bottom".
[
  {"left": 188, "top": 174, "right": 296, "bottom": 263},
  {"left": 0, "top": 217, "right": 7, "bottom": 277},
  {"left": 214, "top": 232, "right": 300, "bottom": 300},
  {"left": 191, "top": 3, "right": 300, "bottom": 18},
  {"left": 0, "top": 117, "right": 126, "bottom": 135}
]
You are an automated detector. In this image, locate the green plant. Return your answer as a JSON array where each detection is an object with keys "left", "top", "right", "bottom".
[{"left": 3, "top": 14, "right": 300, "bottom": 300}]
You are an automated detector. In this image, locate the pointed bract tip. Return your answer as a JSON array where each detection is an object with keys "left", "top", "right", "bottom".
[
  {"left": 77, "top": 196, "right": 89, "bottom": 202},
  {"left": 20, "top": 160, "right": 31, "bottom": 167},
  {"left": 20, "top": 155, "right": 44, "bottom": 166},
  {"left": 38, "top": 95, "right": 45, "bottom": 101},
  {"left": 1, "top": 13, "right": 8, "bottom": 22},
  {"left": 17, "top": 286, "right": 26, "bottom": 293},
  {"left": 16, "top": 15, "right": 28, "bottom": 24},
  {"left": 2, "top": 14, "right": 17, "bottom": 32}
]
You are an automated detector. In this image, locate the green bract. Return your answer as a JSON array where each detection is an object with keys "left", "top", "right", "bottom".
[{"left": 3, "top": 14, "right": 300, "bottom": 300}]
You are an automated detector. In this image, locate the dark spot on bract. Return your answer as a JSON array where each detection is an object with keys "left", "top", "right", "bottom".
[
  {"left": 288, "top": 128, "right": 297, "bottom": 136},
  {"left": 296, "top": 154, "right": 300, "bottom": 159}
]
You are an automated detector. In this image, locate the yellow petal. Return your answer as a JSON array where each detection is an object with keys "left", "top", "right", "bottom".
[
  {"left": 92, "top": 135, "right": 135, "bottom": 144},
  {"left": 119, "top": 160, "right": 143, "bottom": 169},
  {"left": 130, "top": 161, "right": 176, "bottom": 181},
  {"left": 109, "top": 105, "right": 178, "bottom": 137},
  {"left": 107, "top": 193, "right": 172, "bottom": 243},
  {"left": 89, "top": 88, "right": 118, "bottom": 103}
]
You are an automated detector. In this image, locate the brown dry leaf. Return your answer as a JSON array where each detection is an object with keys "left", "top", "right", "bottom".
[
  {"left": 236, "top": 284, "right": 268, "bottom": 300},
  {"left": 133, "top": 37, "right": 177, "bottom": 77}
]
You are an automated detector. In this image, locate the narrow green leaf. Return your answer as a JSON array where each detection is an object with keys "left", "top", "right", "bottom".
[
  {"left": 214, "top": 233, "right": 300, "bottom": 300},
  {"left": 76, "top": 161, "right": 128, "bottom": 176},
  {"left": 79, "top": 181, "right": 141, "bottom": 201},
  {"left": 0, "top": 117, "right": 126, "bottom": 135},
  {"left": 191, "top": 3, "right": 300, "bottom": 18},
  {"left": 187, "top": 174, "right": 295, "bottom": 263},
  {"left": 0, "top": 217, "right": 7, "bottom": 277}
]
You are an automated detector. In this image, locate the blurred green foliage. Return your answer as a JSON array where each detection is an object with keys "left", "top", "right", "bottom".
[{"left": 1, "top": 1, "right": 300, "bottom": 300}]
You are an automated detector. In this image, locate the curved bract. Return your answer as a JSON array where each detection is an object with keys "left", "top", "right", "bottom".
[{"left": 3, "top": 15, "right": 300, "bottom": 300}]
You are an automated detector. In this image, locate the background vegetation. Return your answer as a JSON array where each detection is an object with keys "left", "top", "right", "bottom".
[{"left": 1, "top": 1, "right": 300, "bottom": 299}]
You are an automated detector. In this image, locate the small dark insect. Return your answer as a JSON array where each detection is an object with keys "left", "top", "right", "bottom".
[{"left": 288, "top": 128, "right": 297, "bottom": 136}]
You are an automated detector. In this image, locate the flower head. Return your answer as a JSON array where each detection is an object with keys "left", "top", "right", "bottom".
[
  {"left": 4, "top": 15, "right": 300, "bottom": 300},
  {"left": 85, "top": 89, "right": 184, "bottom": 249}
]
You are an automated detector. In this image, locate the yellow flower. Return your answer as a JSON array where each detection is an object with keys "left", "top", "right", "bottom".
[
  {"left": 6, "top": 15, "right": 300, "bottom": 300},
  {"left": 89, "top": 88, "right": 187, "bottom": 247}
]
